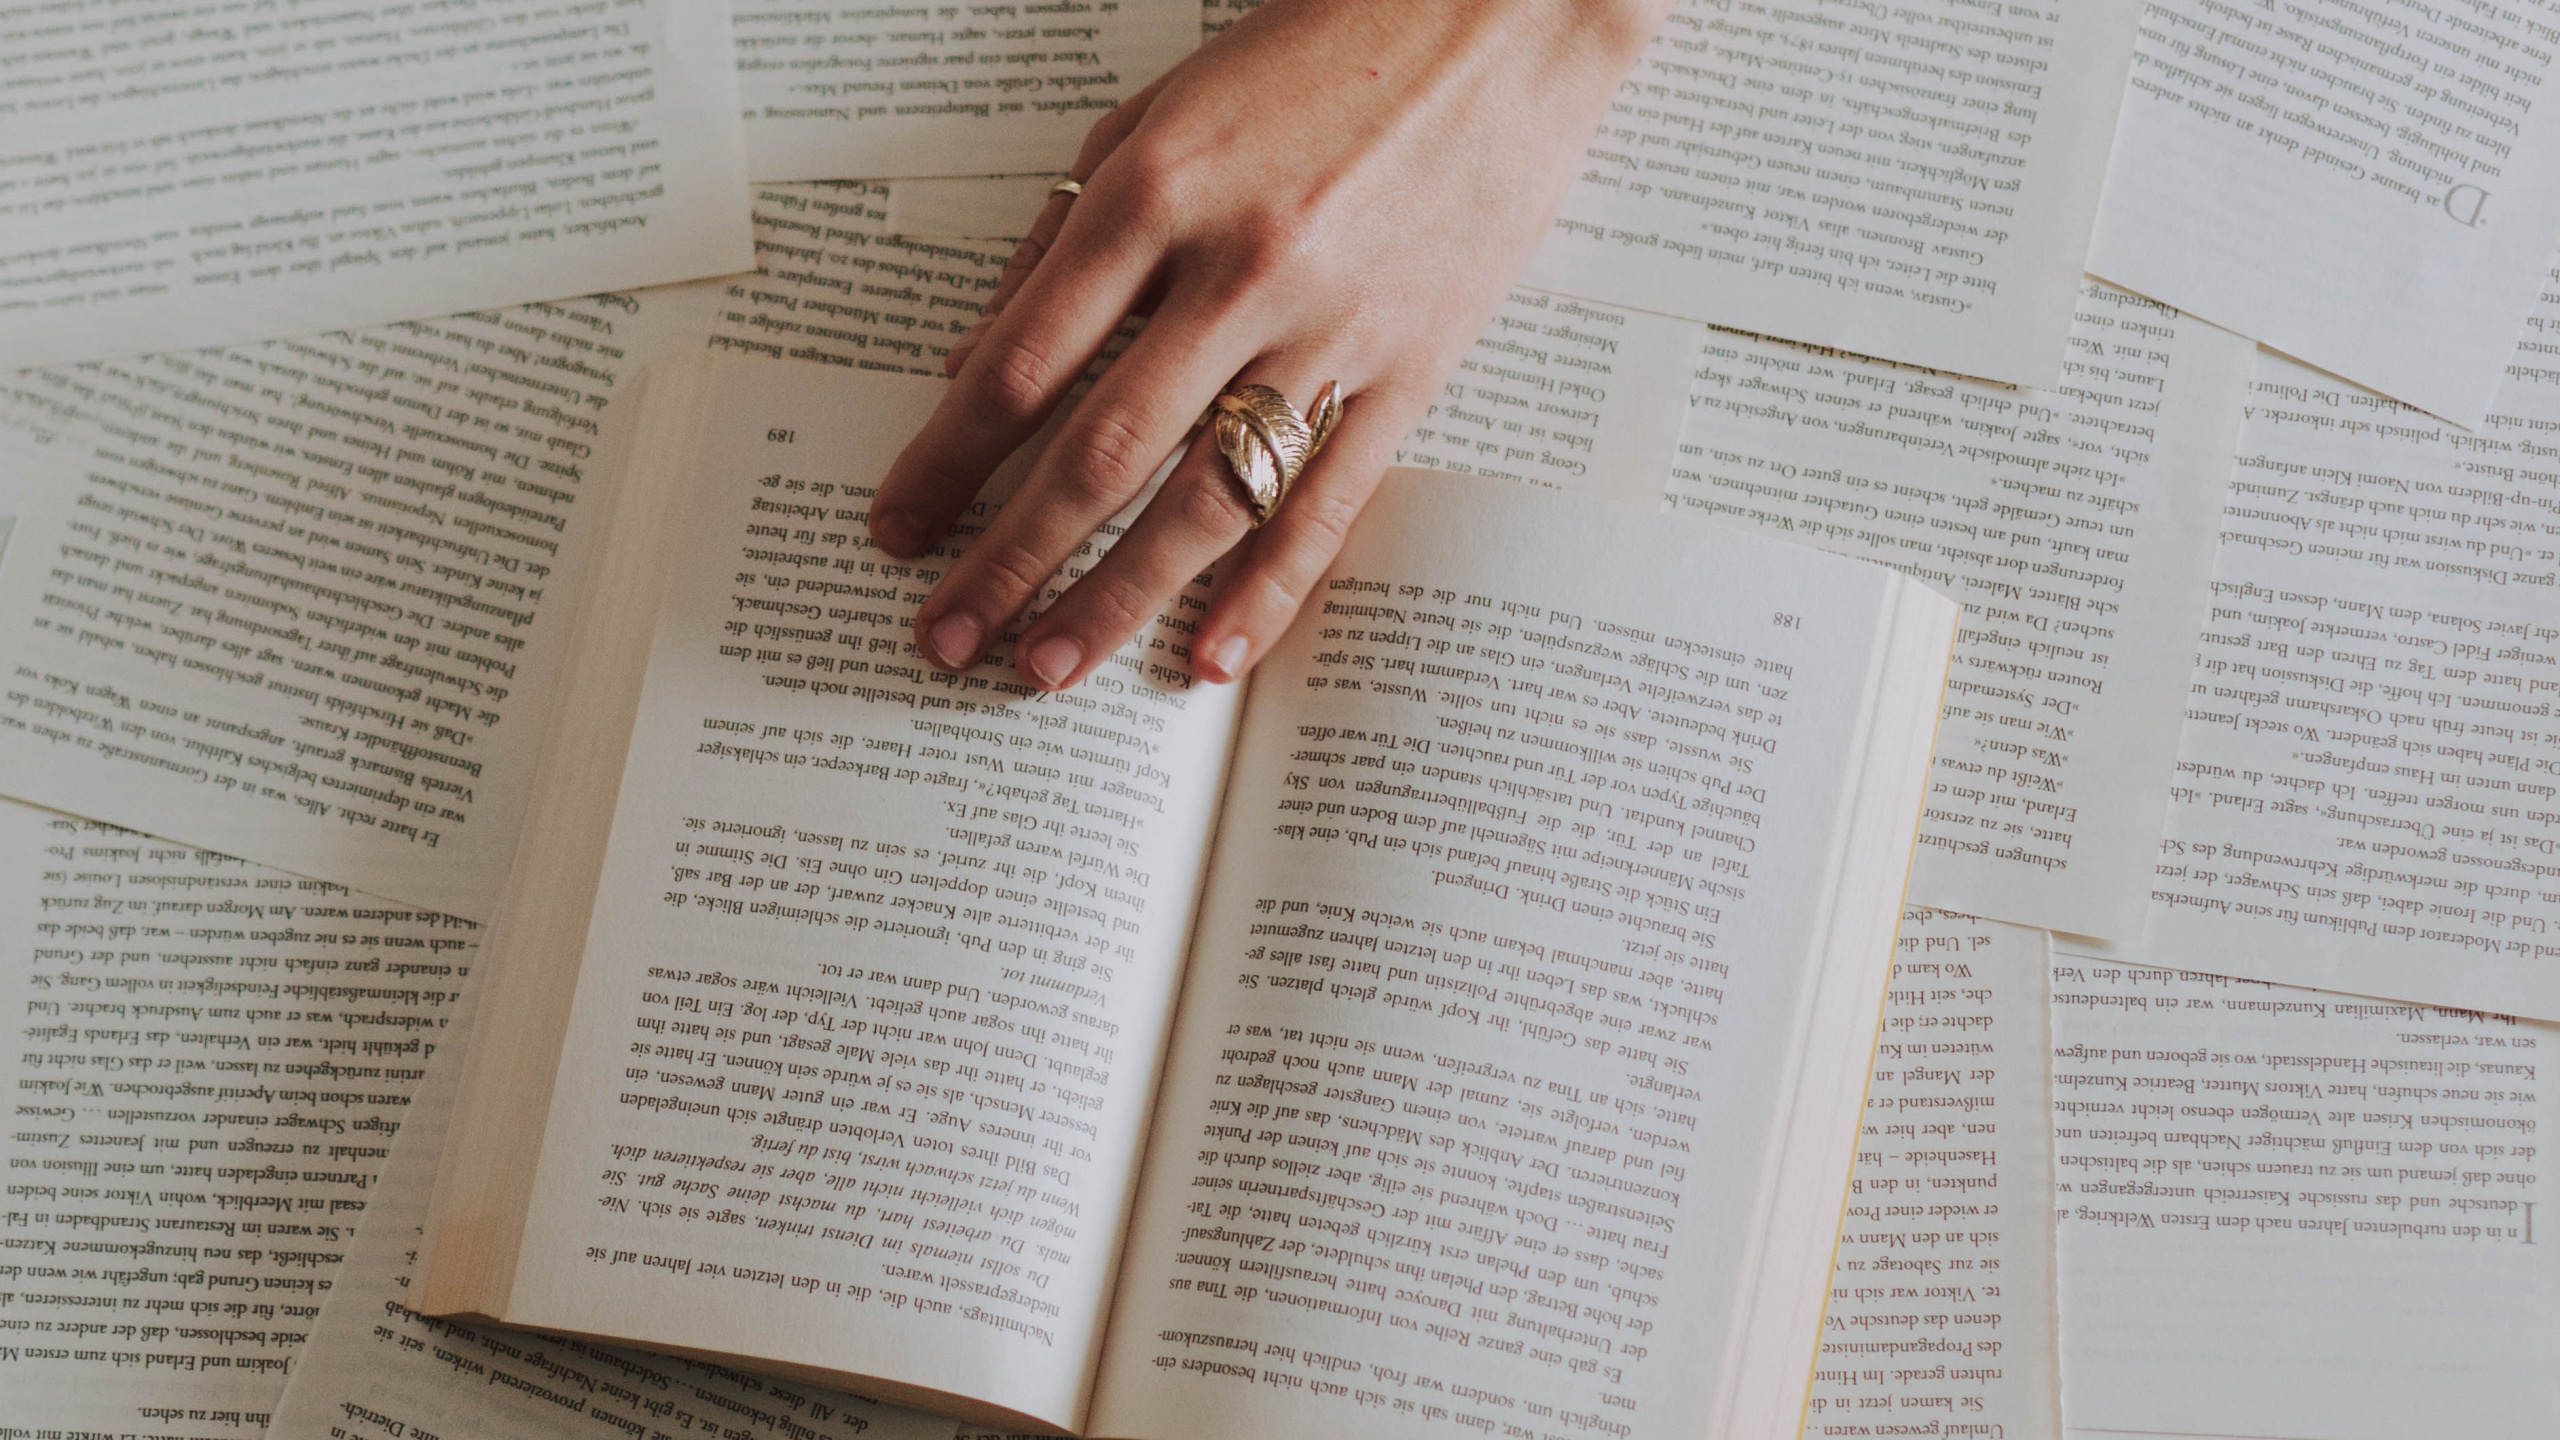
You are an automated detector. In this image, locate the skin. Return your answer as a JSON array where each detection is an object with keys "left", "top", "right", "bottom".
[{"left": 867, "top": 0, "right": 1677, "bottom": 690}]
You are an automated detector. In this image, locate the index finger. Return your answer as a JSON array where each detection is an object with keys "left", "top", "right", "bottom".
[{"left": 866, "top": 209, "right": 1157, "bottom": 559}]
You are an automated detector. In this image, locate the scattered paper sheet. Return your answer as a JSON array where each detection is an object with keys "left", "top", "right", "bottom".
[
  {"left": 1675, "top": 283, "right": 2254, "bottom": 938},
  {"left": 883, "top": 174, "right": 1068, "bottom": 239},
  {"left": 0, "top": 288, "right": 723, "bottom": 918},
  {"left": 716, "top": 184, "right": 1016, "bottom": 375},
  {"left": 2086, "top": 0, "right": 2560, "bottom": 427},
  {"left": 2061, "top": 293, "right": 2560, "bottom": 1022},
  {"left": 259, "top": 941, "right": 962, "bottom": 1440},
  {"left": 1395, "top": 290, "right": 1704, "bottom": 508},
  {"left": 2051, "top": 956, "right": 2560, "bottom": 1439},
  {"left": 732, "top": 0, "right": 1197, "bottom": 180},
  {"left": 1521, "top": 0, "right": 2144, "bottom": 385},
  {"left": 0, "top": 188, "right": 1019, "bottom": 917},
  {"left": 0, "top": 799, "right": 474, "bottom": 1433},
  {"left": 0, "top": 0, "right": 754, "bottom": 370},
  {"left": 1805, "top": 909, "right": 2060, "bottom": 1440}
]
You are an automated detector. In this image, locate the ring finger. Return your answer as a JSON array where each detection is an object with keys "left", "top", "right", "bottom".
[
  {"left": 1008, "top": 353, "right": 1373, "bottom": 691},
  {"left": 908, "top": 291, "right": 1267, "bottom": 674}
]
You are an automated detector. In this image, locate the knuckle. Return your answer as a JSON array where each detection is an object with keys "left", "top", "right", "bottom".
[
  {"left": 1170, "top": 465, "right": 1255, "bottom": 541},
  {"left": 1052, "top": 411, "right": 1159, "bottom": 511},
  {"left": 964, "top": 537, "right": 1059, "bottom": 609},
  {"left": 1245, "top": 561, "right": 1311, "bottom": 624},
  {"left": 1280, "top": 485, "right": 1363, "bottom": 557},
  {"left": 1101, "top": 153, "right": 1184, "bottom": 235},
  {"left": 968, "top": 337, "right": 1062, "bottom": 425},
  {"left": 1082, "top": 96, "right": 1145, "bottom": 159},
  {"left": 1077, "top": 572, "right": 1161, "bottom": 639},
  {"left": 1227, "top": 208, "right": 1310, "bottom": 284},
  {"left": 1213, "top": 190, "right": 1332, "bottom": 295}
]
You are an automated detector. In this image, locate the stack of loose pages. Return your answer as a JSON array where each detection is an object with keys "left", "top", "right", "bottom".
[{"left": 0, "top": 1, "right": 2553, "bottom": 1438}]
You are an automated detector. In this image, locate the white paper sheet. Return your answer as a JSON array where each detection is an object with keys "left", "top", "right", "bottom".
[
  {"left": 1521, "top": 0, "right": 2144, "bottom": 385},
  {"left": 2050, "top": 956, "right": 2559, "bottom": 1439},
  {"left": 0, "top": 798, "right": 474, "bottom": 1432},
  {"left": 2085, "top": 0, "right": 2560, "bottom": 427},
  {"left": 1804, "top": 909, "right": 2059, "bottom": 1440},
  {"left": 715, "top": 183, "right": 1015, "bottom": 374},
  {"left": 0, "top": 287, "right": 722, "bottom": 918},
  {"left": 884, "top": 175, "right": 1068, "bottom": 240},
  {"left": 1674, "top": 282, "right": 2254, "bottom": 938},
  {"left": 259, "top": 939, "right": 962, "bottom": 1440},
  {"left": 1394, "top": 291, "right": 1703, "bottom": 507},
  {"left": 1085, "top": 470, "right": 1956, "bottom": 1440},
  {"left": 732, "top": 0, "right": 1197, "bottom": 180},
  {"left": 0, "top": 0, "right": 753, "bottom": 370},
  {"left": 476, "top": 361, "right": 1245, "bottom": 1428},
  {"left": 2061, "top": 286, "right": 2560, "bottom": 1022},
  {"left": 0, "top": 187, "right": 1018, "bottom": 918}
]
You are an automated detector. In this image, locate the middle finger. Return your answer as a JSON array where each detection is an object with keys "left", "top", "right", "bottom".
[
  {"left": 1007, "top": 352, "right": 1364, "bottom": 691},
  {"left": 912, "top": 289, "right": 1264, "bottom": 672}
]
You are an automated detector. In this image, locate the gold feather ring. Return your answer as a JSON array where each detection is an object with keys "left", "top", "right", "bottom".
[{"left": 1211, "top": 380, "right": 1342, "bottom": 526}]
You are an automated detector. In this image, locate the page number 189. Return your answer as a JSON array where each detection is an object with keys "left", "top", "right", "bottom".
[
  {"left": 767, "top": 427, "right": 796, "bottom": 443},
  {"left": 1772, "top": 612, "right": 1800, "bottom": 630}
]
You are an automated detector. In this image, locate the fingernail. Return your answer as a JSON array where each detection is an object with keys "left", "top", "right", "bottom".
[
  {"left": 1026, "top": 635, "right": 1083, "bottom": 689},
  {"left": 928, "top": 614, "right": 982, "bottom": 669},
  {"left": 875, "top": 509, "right": 925, "bottom": 557},
  {"left": 1204, "top": 634, "right": 1248, "bottom": 682}
]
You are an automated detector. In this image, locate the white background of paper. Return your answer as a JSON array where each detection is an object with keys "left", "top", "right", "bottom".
[
  {"left": 2086, "top": 0, "right": 2560, "bottom": 425},
  {"left": 2063, "top": 317, "right": 2560, "bottom": 1022},
  {"left": 733, "top": 0, "right": 1196, "bottom": 180},
  {"left": 1673, "top": 284, "right": 2253, "bottom": 938},
  {"left": 2051, "top": 957, "right": 2558, "bottom": 1439},
  {"left": 1523, "top": 0, "right": 2144, "bottom": 385},
  {"left": 1805, "top": 909, "right": 2059, "bottom": 1440},
  {"left": 0, "top": 0, "right": 753, "bottom": 369},
  {"left": 0, "top": 799, "right": 473, "bottom": 1432}
]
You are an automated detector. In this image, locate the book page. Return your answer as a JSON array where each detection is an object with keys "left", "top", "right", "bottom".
[
  {"left": 1089, "top": 471, "right": 1944, "bottom": 1440},
  {"left": 885, "top": 174, "right": 1072, "bottom": 239},
  {"left": 1392, "top": 292, "right": 1704, "bottom": 508},
  {"left": 2060, "top": 290, "right": 2560, "bottom": 1022},
  {"left": 1805, "top": 908, "right": 2057, "bottom": 1440},
  {"left": 261, "top": 978, "right": 961, "bottom": 1440},
  {"left": 0, "top": 0, "right": 752, "bottom": 370},
  {"left": 2049, "top": 957, "right": 2558, "bottom": 1438},
  {"left": 480, "top": 362, "right": 1243, "bottom": 1429},
  {"left": 1677, "top": 282, "right": 2254, "bottom": 939},
  {"left": 1521, "top": 0, "right": 2142, "bottom": 385},
  {"left": 731, "top": 0, "right": 1196, "bottom": 180},
  {"left": 0, "top": 186, "right": 1016, "bottom": 919},
  {"left": 2085, "top": 0, "right": 2560, "bottom": 426},
  {"left": 0, "top": 798, "right": 472, "bottom": 1436},
  {"left": 0, "top": 286, "right": 722, "bottom": 918},
  {"left": 1203, "top": 0, "right": 1258, "bottom": 37},
  {"left": 714, "top": 184, "right": 1013, "bottom": 374}
]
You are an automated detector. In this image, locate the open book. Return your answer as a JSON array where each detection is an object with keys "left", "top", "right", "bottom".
[{"left": 416, "top": 356, "right": 1959, "bottom": 1437}]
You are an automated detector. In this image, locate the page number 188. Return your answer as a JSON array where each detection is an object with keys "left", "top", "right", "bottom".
[{"left": 1772, "top": 612, "right": 1800, "bottom": 630}]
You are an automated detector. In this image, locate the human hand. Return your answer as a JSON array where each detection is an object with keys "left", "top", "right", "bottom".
[{"left": 866, "top": 0, "right": 1671, "bottom": 690}]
